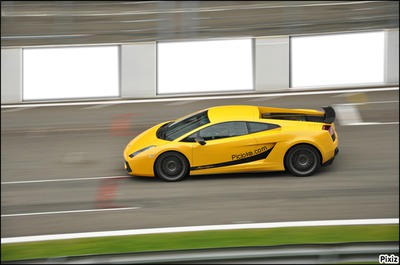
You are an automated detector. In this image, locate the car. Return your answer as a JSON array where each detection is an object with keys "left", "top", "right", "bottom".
[{"left": 123, "top": 105, "right": 339, "bottom": 182}]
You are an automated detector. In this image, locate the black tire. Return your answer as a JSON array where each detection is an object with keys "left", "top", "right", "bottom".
[
  {"left": 285, "top": 144, "right": 321, "bottom": 176},
  {"left": 154, "top": 152, "right": 189, "bottom": 182}
]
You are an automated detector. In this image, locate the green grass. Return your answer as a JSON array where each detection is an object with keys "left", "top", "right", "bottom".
[{"left": 2, "top": 224, "right": 398, "bottom": 261}]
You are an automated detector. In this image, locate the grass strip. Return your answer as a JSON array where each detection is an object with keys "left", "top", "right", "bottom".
[{"left": 2, "top": 224, "right": 398, "bottom": 261}]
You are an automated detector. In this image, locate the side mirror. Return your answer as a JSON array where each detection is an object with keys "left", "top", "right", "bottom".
[{"left": 195, "top": 136, "right": 206, "bottom": 146}]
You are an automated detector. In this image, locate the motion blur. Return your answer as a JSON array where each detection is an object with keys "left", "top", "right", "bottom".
[{"left": 1, "top": 1, "right": 398, "bottom": 263}]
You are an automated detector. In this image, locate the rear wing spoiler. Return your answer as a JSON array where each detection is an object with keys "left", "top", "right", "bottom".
[
  {"left": 322, "top": 106, "right": 335, "bottom": 123},
  {"left": 260, "top": 106, "right": 336, "bottom": 123}
]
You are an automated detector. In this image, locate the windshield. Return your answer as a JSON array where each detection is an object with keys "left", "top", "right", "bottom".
[{"left": 159, "top": 110, "right": 210, "bottom": 141}]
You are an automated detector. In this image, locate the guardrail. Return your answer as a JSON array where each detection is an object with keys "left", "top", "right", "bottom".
[{"left": 3, "top": 241, "right": 399, "bottom": 264}]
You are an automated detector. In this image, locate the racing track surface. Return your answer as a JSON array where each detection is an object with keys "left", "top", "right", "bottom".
[
  {"left": 2, "top": 1, "right": 398, "bottom": 48},
  {"left": 1, "top": 88, "right": 399, "bottom": 238}
]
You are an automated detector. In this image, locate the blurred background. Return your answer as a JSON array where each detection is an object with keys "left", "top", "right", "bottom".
[
  {"left": 1, "top": 1, "right": 399, "bottom": 263},
  {"left": 2, "top": 1, "right": 399, "bottom": 46}
]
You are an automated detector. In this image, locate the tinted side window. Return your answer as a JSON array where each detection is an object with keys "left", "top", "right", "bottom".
[
  {"left": 182, "top": 122, "right": 248, "bottom": 142},
  {"left": 247, "top": 122, "right": 280, "bottom": 133},
  {"left": 200, "top": 122, "right": 248, "bottom": 140}
]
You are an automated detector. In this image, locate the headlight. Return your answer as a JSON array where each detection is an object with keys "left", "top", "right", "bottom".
[{"left": 129, "top": 145, "right": 156, "bottom": 158}]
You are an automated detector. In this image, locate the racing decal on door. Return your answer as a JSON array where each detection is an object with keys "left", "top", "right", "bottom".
[{"left": 190, "top": 146, "right": 273, "bottom": 171}]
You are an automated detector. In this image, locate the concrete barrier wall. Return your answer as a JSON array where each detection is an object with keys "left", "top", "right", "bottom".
[
  {"left": 385, "top": 29, "right": 399, "bottom": 85},
  {"left": 1, "top": 49, "right": 22, "bottom": 104},
  {"left": 121, "top": 43, "right": 157, "bottom": 99},
  {"left": 1, "top": 30, "right": 398, "bottom": 104},
  {"left": 255, "top": 36, "right": 290, "bottom": 92}
]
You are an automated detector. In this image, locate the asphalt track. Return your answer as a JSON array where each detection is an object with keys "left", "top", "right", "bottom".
[{"left": 1, "top": 88, "right": 399, "bottom": 238}]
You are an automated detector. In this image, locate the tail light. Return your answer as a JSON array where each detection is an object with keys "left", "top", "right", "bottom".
[{"left": 322, "top": 124, "right": 336, "bottom": 141}]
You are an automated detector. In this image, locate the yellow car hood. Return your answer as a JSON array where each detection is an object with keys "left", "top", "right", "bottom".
[{"left": 124, "top": 122, "right": 170, "bottom": 155}]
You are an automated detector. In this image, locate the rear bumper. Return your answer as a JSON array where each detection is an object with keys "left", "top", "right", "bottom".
[{"left": 322, "top": 147, "right": 339, "bottom": 167}]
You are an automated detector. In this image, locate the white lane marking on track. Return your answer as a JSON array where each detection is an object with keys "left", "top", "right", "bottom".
[
  {"left": 1, "top": 87, "right": 397, "bottom": 109},
  {"left": 334, "top": 104, "right": 363, "bottom": 125},
  {"left": 1, "top": 176, "right": 128, "bottom": 185},
  {"left": 1, "top": 207, "right": 140, "bottom": 218},
  {"left": 2, "top": 1, "right": 374, "bottom": 18},
  {"left": 333, "top": 102, "right": 399, "bottom": 126},
  {"left": 1, "top": 218, "right": 398, "bottom": 244},
  {"left": 3, "top": 34, "right": 92, "bottom": 39}
]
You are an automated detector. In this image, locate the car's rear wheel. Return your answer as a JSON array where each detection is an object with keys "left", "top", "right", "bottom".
[
  {"left": 154, "top": 152, "right": 189, "bottom": 182},
  {"left": 285, "top": 144, "right": 321, "bottom": 176}
]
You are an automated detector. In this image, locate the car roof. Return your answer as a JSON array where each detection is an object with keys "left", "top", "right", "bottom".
[
  {"left": 206, "top": 105, "right": 325, "bottom": 124},
  {"left": 207, "top": 105, "right": 260, "bottom": 123}
]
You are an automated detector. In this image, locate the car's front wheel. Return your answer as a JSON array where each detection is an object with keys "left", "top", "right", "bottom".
[
  {"left": 154, "top": 152, "right": 189, "bottom": 182},
  {"left": 285, "top": 144, "right": 321, "bottom": 176}
]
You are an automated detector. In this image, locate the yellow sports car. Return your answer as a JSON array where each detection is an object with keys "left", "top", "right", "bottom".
[{"left": 123, "top": 105, "right": 339, "bottom": 181}]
